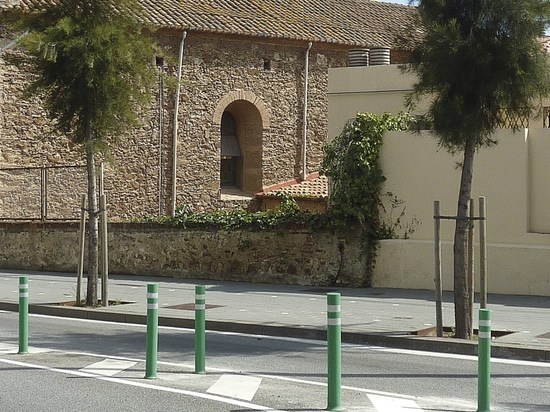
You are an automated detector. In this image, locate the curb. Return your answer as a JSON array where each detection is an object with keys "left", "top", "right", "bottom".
[{"left": 1, "top": 301, "right": 549, "bottom": 363}]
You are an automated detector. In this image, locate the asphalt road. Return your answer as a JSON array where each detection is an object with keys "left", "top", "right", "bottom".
[{"left": 1, "top": 311, "right": 549, "bottom": 411}]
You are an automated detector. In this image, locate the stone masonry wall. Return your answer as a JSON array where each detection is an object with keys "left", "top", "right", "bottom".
[
  {"left": 0, "top": 30, "right": 349, "bottom": 220},
  {"left": 0, "top": 222, "right": 367, "bottom": 287}
]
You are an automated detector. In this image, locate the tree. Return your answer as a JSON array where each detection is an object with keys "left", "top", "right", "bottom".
[
  {"left": 7, "top": 0, "right": 157, "bottom": 306},
  {"left": 405, "top": 0, "right": 550, "bottom": 338}
]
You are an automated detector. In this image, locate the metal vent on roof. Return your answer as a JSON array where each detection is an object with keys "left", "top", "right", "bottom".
[
  {"left": 349, "top": 49, "right": 369, "bottom": 67},
  {"left": 370, "top": 47, "right": 391, "bottom": 65}
]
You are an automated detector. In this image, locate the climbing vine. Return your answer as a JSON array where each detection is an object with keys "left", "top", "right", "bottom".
[
  {"left": 321, "top": 111, "right": 414, "bottom": 285},
  {"left": 142, "top": 193, "right": 326, "bottom": 231}
]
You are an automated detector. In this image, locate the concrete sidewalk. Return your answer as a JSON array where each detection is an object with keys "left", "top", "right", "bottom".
[{"left": 1, "top": 269, "right": 549, "bottom": 362}]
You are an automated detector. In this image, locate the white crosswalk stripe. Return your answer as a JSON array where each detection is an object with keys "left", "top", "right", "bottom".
[
  {"left": 207, "top": 373, "right": 262, "bottom": 401},
  {"left": 79, "top": 358, "right": 137, "bottom": 376},
  {"left": 368, "top": 394, "right": 424, "bottom": 411},
  {"left": 0, "top": 342, "right": 52, "bottom": 354},
  {"left": 0, "top": 342, "right": 19, "bottom": 354},
  {"left": 0, "top": 340, "right": 471, "bottom": 411}
]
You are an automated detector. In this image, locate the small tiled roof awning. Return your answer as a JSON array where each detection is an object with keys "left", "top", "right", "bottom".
[{"left": 257, "top": 173, "right": 328, "bottom": 199}]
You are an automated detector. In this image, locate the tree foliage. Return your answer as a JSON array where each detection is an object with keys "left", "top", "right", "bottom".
[
  {"left": 7, "top": 0, "right": 157, "bottom": 306},
  {"left": 321, "top": 112, "right": 413, "bottom": 284},
  {"left": 9, "top": 0, "right": 155, "bottom": 147},
  {"left": 405, "top": 0, "right": 550, "bottom": 338},
  {"left": 407, "top": 0, "right": 550, "bottom": 149}
]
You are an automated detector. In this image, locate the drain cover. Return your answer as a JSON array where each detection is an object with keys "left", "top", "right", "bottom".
[{"left": 165, "top": 303, "right": 224, "bottom": 311}]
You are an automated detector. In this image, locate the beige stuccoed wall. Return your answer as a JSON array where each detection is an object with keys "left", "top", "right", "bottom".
[{"left": 329, "top": 64, "right": 550, "bottom": 296}]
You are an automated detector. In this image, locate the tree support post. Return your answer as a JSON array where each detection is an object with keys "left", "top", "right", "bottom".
[
  {"left": 145, "top": 283, "right": 158, "bottom": 379},
  {"left": 76, "top": 194, "right": 86, "bottom": 305},
  {"left": 18, "top": 276, "right": 29, "bottom": 354},
  {"left": 468, "top": 198, "right": 475, "bottom": 337},
  {"left": 100, "top": 193, "right": 108, "bottom": 307},
  {"left": 434, "top": 201, "right": 443, "bottom": 337},
  {"left": 327, "top": 292, "right": 343, "bottom": 411},
  {"left": 479, "top": 197, "right": 488, "bottom": 308},
  {"left": 195, "top": 285, "right": 206, "bottom": 374}
]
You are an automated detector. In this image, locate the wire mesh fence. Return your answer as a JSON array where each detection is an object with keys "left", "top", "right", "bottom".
[{"left": 0, "top": 165, "right": 87, "bottom": 221}]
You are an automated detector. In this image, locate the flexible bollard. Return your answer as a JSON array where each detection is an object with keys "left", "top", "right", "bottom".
[
  {"left": 195, "top": 285, "right": 206, "bottom": 374},
  {"left": 327, "top": 292, "right": 343, "bottom": 411},
  {"left": 18, "top": 276, "right": 29, "bottom": 354},
  {"left": 145, "top": 283, "right": 158, "bottom": 379},
  {"left": 478, "top": 308, "right": 492, "bottom": 412}
]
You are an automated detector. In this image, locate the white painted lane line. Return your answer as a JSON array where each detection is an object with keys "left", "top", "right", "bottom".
[
  {"left": 80, "top": 358, "right": 137, "bottom": 377},
  {"left": 368, "top": 394, "right": 424, "bottom": 411},
  {"left": 0, "top": 357, "right": 284, "bottom": 412},
  {"left": 207, "top": 374, "right": 262, "bottom": 401}
]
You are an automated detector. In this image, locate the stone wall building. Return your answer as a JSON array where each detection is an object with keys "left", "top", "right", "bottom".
[{"left": 0, "top": 0, "right": 418, "bottom": 221}]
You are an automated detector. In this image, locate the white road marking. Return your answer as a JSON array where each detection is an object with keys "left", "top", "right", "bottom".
[
  {"left": 207, "top": 374, "right": 262, "bottom": 401},
  {"left": 80, "top": 358, "right": 137, "bottom": 376},
  {"left": 0, "top": 342, "right": 53, "bottom": 354},
  {"left": 368, "top": 394, "right": 424, "bottom": 411},
  {"left": 0, "top": 341, "right": 478, "bottom": 410},
  {"left": 0, "top": 357, "right": 284, "bottom": 412},
  {"left": 0, "top": 342, "right": 19, "bottom": 354},
  {"left": 371, "top": 346, "right": 550, "bottom": 368},
  {"left": 10, "top": 312, "right": 550, "bottom": 369}
]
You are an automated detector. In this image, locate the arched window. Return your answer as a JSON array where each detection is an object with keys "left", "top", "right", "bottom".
[{"left": 220, "top": 111, "right": 242, "bottom": 187}]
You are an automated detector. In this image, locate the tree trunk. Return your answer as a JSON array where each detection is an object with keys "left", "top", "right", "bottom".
[
  {"left": 453, "top": 140, "right": 475, "bottom": 339},
  {"left": 85, "top": 135, "right": 99, "bottom": 307}
]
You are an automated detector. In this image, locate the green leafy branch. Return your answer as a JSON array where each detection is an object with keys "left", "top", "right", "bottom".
[
  {"left": 142, "top": 194, "right": 327, "bottom": 231},
  {"left": 320, "top": 111, "right": 414, "bottom": 285}
]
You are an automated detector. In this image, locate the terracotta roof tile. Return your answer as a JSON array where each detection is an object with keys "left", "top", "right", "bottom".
[
  {"left": 2, "top": 0, "right": 421, "bottom": 48},
  {"left": 258, "top": 173, "right": 328, "bottom": 199}
]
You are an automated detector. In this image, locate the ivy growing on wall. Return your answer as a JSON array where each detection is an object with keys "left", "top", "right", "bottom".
[
  {"left": 142, "top": 193, "right": 326, "bottom": 231},
  {"left": 321, "top": 111, "right": 414, "bottom": 285}
]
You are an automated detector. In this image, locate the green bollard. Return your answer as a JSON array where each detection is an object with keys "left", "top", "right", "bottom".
[
  {"left": 327, "top": 292, "right": 343, "bottom": 411},
  {"left": 195, "top": 285, "right": 206, "bottom": 374},
  {"left": 478, "top": 308, "right": 492, "bottom": 412},
  {"left": 145, "top": 283, "right": 158, "bottom": 379},
  {"left": 18, "top": 276, "right": 29, "bottom": 354}
]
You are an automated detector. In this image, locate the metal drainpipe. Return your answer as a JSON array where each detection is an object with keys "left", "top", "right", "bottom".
[
  {"left": 0, "top": 31, "right": 29, "bottom": 54},
  {"left": 171, "top": 30, "right": 187, "bottom": 217},
  {"left": 302, "top": 42, "right": 312, "bottom": 181},
  {"left": 158, "top": 71, "right": 164, "bottom": 216}
]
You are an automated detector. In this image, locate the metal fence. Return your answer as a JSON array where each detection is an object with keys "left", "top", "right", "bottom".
[{"left": 0, "top": 165, "right": 87, "bottom": 221}]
